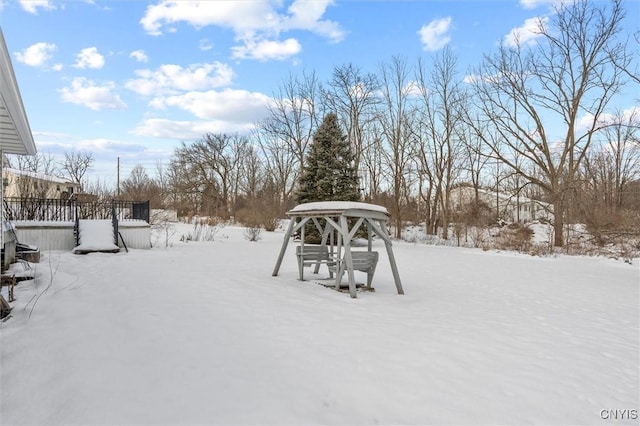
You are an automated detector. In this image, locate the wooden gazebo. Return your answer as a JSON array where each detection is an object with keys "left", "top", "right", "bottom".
[{"left": 272, "top": 201, "right": 404, "bottom": 298}]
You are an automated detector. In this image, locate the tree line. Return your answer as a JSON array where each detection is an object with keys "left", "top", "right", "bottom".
[{"left": 7, "top": 0, "right": 639, "bottom": 248}]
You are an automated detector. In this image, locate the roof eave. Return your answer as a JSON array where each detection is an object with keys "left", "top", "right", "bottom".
[{"left": 0, "top": 27, "right": 37, "bottom": 156}]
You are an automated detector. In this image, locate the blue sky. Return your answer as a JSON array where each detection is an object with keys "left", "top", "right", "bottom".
[{"left": 2, "top": 0, "right": 639, "bottom": 186}]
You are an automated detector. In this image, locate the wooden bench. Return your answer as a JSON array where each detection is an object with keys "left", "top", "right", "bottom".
[
  {"left": 296, "top": 245, "right": 336, "bottom": 280},
  {"left": 333, "top": 251, "right": 379, "bottom": 290}
]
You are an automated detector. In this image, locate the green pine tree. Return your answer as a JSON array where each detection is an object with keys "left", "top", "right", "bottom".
[
  {"left": 296, "top": 113, "right": 359, "bottom": 205},
  {"left": 296, "top": 113, "right": 360, "bottom": 243}
]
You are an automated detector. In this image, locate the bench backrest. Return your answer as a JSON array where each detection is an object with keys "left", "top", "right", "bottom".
[
  {"left": 348, "top": 251, "right": 378, "bottom": 272},
  {"left": 296, "top": 245, "right": 330, "bottom": 261}
]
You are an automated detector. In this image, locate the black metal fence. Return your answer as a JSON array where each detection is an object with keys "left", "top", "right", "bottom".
[{"left": 3, "top": 198, "right": 150, "bottom": 223}]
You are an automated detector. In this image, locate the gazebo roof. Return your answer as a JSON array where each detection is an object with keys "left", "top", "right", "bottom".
[{"left": 287, "top": 201, "right": 389, "bottom": 220}]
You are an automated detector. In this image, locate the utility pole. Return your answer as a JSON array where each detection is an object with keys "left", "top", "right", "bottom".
[{"left": 116, "top": 157, "right": 120, "bottom": 197}]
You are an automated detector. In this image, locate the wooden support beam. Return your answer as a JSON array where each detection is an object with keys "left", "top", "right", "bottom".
[
  {"left": 375, "top": 219, "right": 404, "bottom": 295},
  {"left": 272, "top": 218, "right": 295, "bottom": 276},
  {"left": 340, "top": 215, "right": 357, "bottom": 298}
]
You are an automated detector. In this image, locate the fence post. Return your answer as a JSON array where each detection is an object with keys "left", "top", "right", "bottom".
[
  {"left": 111, "top": 199, "right": 118, "bottom": 246},
  {"left": 132, "top": 201, "right": 150, "bottom": 223},
  {"left": 74, "top": 200, "right": 79, "bottom": 246}
]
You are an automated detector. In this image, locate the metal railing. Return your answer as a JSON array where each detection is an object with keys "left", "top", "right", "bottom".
[{"left": 3, "top": 198, "right": 150, "bottom": 223}]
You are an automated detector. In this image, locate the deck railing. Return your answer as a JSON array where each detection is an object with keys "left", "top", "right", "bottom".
[{"left": 3, "top": 198, "right": 150, "bottom": 223}]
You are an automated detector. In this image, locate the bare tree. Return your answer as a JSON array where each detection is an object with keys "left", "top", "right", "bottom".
[
  {"left": 60, "top": 150, "right": 94, "bottom": 189},
  {"left": 322, "top": 63, "right": 379, "bottom": 176},
  {"left": 120, "top": 164, "right": 163, "bottom": 206},
  {"left": 83, "top": 177, "right": 114, "bottom": 201},
  {"left": 238, "top": 144, "right": 264, "bottom": 207},
  {"left": 581, "top": 108, "right": 640, "bottom": 226},
  {"left": 376, "top": 56, "right": 416, "bottom": 238},
  {"left": 255, "top": 129, "right": 298, "bottom": 212},
  {"left": 360, "top": 128, "right": 385, "bottom": 201},
  {"left": 611, "top": 29, "right": 639, "bottom": 85},
  {"left": 168, "top": 133, "right": 247, "bottom": 219},
  {"left": 166, "top": 154, "right": 201, "bottom": 217},
  {"left": 599, "top": 109, "right": 640, "bottom": 208},
  {"left": 5, "top": 152, "right": 59, "bottom": 198},
  {"left": 414, "top": 49, "right": 466, "bottom": 239},
  {"left": 154, "top": 160, "right": 170, "bottom": 208},
  {"left": 468, "top": 0, "right": 630, "bottom": 246},
  {"left": 257, "top": 70, "right": 321, "bottom": 174},
  {"left": 8, "top": 152, "right": 58, "bottom": 176}
]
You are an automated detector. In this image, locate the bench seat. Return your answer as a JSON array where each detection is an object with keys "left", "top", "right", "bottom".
[
  {"left": 296, "top": 245, "right": 336, "bottom": 280},
  {"left": 331, "top": 251, "right": 379, "bottom": 289}
]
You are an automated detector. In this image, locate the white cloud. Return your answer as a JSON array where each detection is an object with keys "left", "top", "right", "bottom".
[
  {"left": 37, "top": 135, "right": 145, "bottom": 154},
  {"left": 577, "top": 107, "right": 640, "bottom": 131},
  {"left": 129, "top": 50, "right": 148, "bottom": 63},
  {"left": 74, "top": 47, "right": 105, "bottom": 69},
  {"left": 519, "top": 0, "right": 543, "bottom": 9},
  {"left": 131, "top": 118, "right": 255, "bottom": 139},
  {"left": 140, "top": 1, "right": 279, "bottom": 37},
  {"left": 519, "top": 0, "right": 567, "bottom": 10},
  {"left": 573, "top": 113, "right": 592, "bottom": 131},
  {"left": 504, "top": 16, "right": 548, "bottom": 48},
  {"left": 14, "top": 42, "right": 56, "bottom": 67},
  {"left": 232, "top": 38, "right": 301, "bottom": 61},
  {"left": 139, "top": 0, "right": 344, "bottom": 60},
  {"left": 149, "top": 89, "right": 271, "bottom": 123},
  {"left": 59, "top": 77, "right": 126, "bottom": 110},
  {"left": 418, "top": 17, "right": 452, "bottom": 52},
  {"left": 405, "top": 80, "right": 423, "bottom": 97},
  {"left": 19, "top": 0, "right": 55, "bottom": 14},
  {"left": 75, "top": 138, "right": 146, "bottom": 153},
  {"left": 125, "top": 62, "right": 234, "bottom": 96},
  {"left": 283, "top": 0, "right": 345, "bottom": 42},
  {"left": 199, "top": 39, "right": 213, "bottom": 51},
  {"left": 462, "top": 74, "right": 479, "bottom": 85}
]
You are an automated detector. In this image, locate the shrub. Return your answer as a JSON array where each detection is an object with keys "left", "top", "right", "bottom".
[
  {"left": 495, "top": 223, "right": 534, "bottom": 252},
  {"left": 243, "top": 226, "right": 262, "bottom": 242}
]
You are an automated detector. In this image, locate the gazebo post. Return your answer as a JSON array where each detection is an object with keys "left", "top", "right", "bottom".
[
  {"left": 272, "top": 216, "right": 296, "bottom": 276},
  {"left": 315, "top": 219, "right": 332, "bottom": 274},
  {"left": 340, "top": 215, "right": 357, "bottom": 298},
  {"left": 299, "top": 222, "right": 306, "bottom": 280},
  {"left": 378, "top": 219, "right": 404, "bottom": 295},
  {"left": 384, "top": 240, "right": 404, "bottom": 295}
]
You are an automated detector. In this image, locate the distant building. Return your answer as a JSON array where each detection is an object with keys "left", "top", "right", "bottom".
[
  {"left": 451, "top": 184, "right": 553, "bottom": 223},
  {"left": 3, "top": 168, "right": 81, "bottom": 199}
]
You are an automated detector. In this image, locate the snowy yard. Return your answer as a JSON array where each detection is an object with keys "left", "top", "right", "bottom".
[{"left": 1, "top": 224, "right": 638, "bottom": 425}]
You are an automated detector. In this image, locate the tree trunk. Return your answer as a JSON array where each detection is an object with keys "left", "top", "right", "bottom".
[{"left": 552, "top": 199, "right": 564, "bottom": 247}]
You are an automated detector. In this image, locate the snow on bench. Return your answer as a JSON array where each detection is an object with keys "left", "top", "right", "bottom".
[{"left": 72, "top": 220, "right": 119, "bottom": 254}]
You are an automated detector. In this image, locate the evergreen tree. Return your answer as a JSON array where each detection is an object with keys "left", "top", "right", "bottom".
[{"left": 296, "top": 113, "right": 359, "bottom": 204}]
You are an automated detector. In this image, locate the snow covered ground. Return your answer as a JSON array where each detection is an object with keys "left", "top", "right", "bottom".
[{"left": 1, "top": 223, "right": 638, "bottom": 425}]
